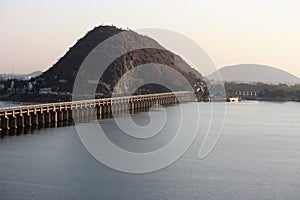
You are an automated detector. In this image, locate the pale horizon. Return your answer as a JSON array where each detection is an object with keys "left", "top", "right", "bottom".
[{"left": 1, "top": 0, "right": 300, "bottom": 77}]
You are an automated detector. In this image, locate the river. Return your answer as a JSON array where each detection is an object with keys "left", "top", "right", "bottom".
[{"left": 0, "top": 102, "right": 299, "bottom": 200}]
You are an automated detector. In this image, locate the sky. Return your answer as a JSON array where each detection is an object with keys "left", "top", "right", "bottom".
[{"left": 0, "top": 0, "right": 300, "bottom": 76}]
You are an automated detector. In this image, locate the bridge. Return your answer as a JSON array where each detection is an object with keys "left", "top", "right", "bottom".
[{"left": 0, "top": 91, "right": 194, "bottom": 133}]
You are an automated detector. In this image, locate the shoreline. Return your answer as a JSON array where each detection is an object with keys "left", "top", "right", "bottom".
[{"left": 1, "top": 93, "right": 299, "bottom": 106}]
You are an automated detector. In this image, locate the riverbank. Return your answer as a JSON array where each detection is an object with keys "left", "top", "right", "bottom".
[
  {"left": 1, "top": 92, "right": 300, "bottom": 104},
  {"left": 0, "top": 93, "right": 72, "bottom": 103},
  {"left": 240, "top": 96, "right": 300, "bottom": 102}
]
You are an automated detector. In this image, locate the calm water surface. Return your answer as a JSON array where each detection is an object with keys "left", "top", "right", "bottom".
[{"left": 0, "top": 102, "right": 299, "bottom": 200}]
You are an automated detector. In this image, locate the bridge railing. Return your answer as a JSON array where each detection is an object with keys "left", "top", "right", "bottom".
[{"left": 0, "top": 91, "right": 193, "bottom": 112}]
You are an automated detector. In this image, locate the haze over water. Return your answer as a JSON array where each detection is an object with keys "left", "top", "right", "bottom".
[{"left": 0, "top": 102, "right": 299, "bottom": 200}]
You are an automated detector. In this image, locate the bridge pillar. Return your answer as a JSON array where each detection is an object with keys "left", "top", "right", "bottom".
[
  {"left": 80, "top": 107, "right": 85, "bottom": 118},
  {"left": 121, "top": 102, "right": 124, "bottom": 113},
  {"left": 105, "top": 104, "right": 109, "bottom": 115},
  {"left": 10, "top": 115, "right": 17, "bottom": 129},
  {"left": 63, "top": 109, "right": 69, "bottom": 121},
  {"left": 148, "top": 99, "right": 152, "bottom": 108},
  {"left": 57, "top": 110, "right": 64, "bottom": 121},
  {"left": 116, "top": 103, "right": 119, "bottom": 114},
  {"left": 120, "top": 102, "right": 124, "bottom": 113},
  {"left": 99, "top": 105, "right": 103, "bottom": 118},
  {"left": 51, "top": 110, "right": 58, "bottom": 122},
  {"left": 140, "top": 100, "right": 143, "bottom": 108},
  {"left": 107, "top": 104, "right": 111, "bottom": 114},
  {"left": 147, "top": 99, "right": 150, "bottom": 107},
  {"left": 78, "top": 108, "right": 84, "bottom": 119},
  {"left": 25, "top": 113, "right": 32, "bottom": 127},
  {"left": 111, "top": 103, "right": 116, "bottom": 115},
  {"left": 31, "top": 112, "right": 39, "bottom": 126},
  {"left": 68, "top": 109, "right": 73, "bottom": 120},
  {"left": 17, "top": 114, "right": 25, "bottom": 128},
  {"left": 72, "top": 109, "right": 79, "bottom": 120},
  {"left": 154, "top": 98, "right": 157, "bottom": 106},
  {"left": 89, "top": 107, "right": 96, "bottom": 120},
  {"left": 126, "top": 101, "right": 129, "bottom": 112},
  {"left": 96, "top": 105, "right": 102, "bottom": 119},
  {"left": 142, "top": 100, "right": 145, "bottom": 109},
  {"left": 1, "top": 116, "right": 9, "bottom": 130},
  {"left": 87, "top": 107, "right": 91, "bottom": 119},
  {"left": 45, "top": 111, "right": 51, "bottom": 124},
  {"left": 38, "top": 112, "right": 45, "bottom": 125},
  {"left": 131, "top": 101, "right": 134, "bottom": 112},
  {"left": 147, "top": 100, "right": 150, "bottom": 107},
  {"left": 127, "top": 101, "right": 130, "bottom": 112},
  {"left": 115, "top": 103, "right": 119, "bottom": 115},
  {"left": 116, "top": 103, "right": 120, "bottom": 114},
  {"left": 110, "top": 103, "right": 114, "bottom": 114},
  {"left": 134, "top": 101, "right": 138, "bottom": 111},
  {"left": 84, "top": 107, "right": 89, "bottom": 118}
]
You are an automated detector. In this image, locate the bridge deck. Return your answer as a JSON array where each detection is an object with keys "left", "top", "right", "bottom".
[{"left": 0, "top": 91, "right": 194, "bottom": 131}]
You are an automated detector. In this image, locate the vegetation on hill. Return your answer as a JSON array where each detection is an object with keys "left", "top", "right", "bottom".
[{"left": 225, "top": 82, "right": 300, "bottom": 101}]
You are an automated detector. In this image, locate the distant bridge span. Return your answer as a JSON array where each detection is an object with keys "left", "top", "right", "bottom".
[{"left": 0, "top": 91, "right": 194, "bottom": 132}]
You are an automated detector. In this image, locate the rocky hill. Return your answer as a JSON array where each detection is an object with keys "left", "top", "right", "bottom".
[{"left": 30, "top": 25, "right": 208, "bottom": 101}]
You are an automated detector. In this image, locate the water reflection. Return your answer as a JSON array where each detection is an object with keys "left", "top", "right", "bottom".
[{"left": 0, "top": 107, "right": 153, "bottom": 138}]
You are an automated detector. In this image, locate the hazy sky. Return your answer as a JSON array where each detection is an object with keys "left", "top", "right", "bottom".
[{"left": 1, "top": 0, "right": 299, "bottom": 76}]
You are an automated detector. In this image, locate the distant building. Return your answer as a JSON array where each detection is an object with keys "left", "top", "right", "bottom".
[
  {"left": 234, "top": 91, "right": 258, "bottom": 97},
  {"left": 0, "top": 84, "right": 5, "bottom": 91},
  {"left": 39, "top": 88, "right": 52, "bottom": 94},
  {"left": 59, "top": 79, "right": 68, "bottom": 83},
  {"left": 10, "top": 80, "right": 14, "bottom": 91},
  {"left": 28, "top": 82, "right": 33, "bottom": 91}
]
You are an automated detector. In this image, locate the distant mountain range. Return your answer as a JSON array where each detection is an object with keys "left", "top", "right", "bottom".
[{"left": 207, "top": 64, "right": 300, "bottom": 84}]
